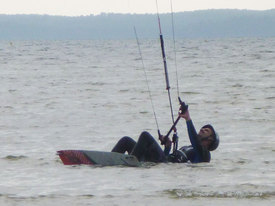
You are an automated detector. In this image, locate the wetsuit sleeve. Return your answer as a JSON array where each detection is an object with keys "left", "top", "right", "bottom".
[
  {"left": 186, "top": 120, "right": 199, "bottom": 149},
  {"left": 186, "top": 120, "right": 210, "bottom": 162}
]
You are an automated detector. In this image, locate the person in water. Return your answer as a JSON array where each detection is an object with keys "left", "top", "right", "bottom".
[{"left": 111, "top": 105, "right": 219, "bottom": 163}]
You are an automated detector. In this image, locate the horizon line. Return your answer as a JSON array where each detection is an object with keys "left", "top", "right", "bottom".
[{"left": 1, "top": 8, "right": 275, "bottom": 17}]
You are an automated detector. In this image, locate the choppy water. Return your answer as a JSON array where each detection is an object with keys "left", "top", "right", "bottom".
[{"left": 0, "top": 38, "right": 274, "bottom": 205}]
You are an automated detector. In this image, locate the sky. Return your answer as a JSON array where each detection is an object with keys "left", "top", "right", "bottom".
[{"left": 1, "top": 0, "right": 274, "bottom": 16}]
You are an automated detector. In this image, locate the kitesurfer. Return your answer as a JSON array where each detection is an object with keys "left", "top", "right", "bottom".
[{"left": 111, "top": 105, "right": 219, "bottom": 163}]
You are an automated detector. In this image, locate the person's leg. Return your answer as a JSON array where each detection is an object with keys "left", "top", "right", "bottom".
[
  {"left": 131, "top": 131, "right": 165, "bottom": 162},
  {"left": 111, "top": 136, "right": 136, "bottom": 154}
]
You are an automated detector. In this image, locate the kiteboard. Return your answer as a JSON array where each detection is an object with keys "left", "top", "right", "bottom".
[{"left": 57, "top": 150, "right": 140, "bottom": 167}]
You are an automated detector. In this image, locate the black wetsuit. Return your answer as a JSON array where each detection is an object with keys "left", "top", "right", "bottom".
[
  {"left": 184, "top": 120, "right": 211, "bottom": 163},
  {"left": 112, "top": 131, "right": 166, "bottom": 163},
  {"left": 112, "top": 120, "right": 211, "bottom": 163}
]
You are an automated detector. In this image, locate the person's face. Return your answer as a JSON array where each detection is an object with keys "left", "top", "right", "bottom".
[{"left": 198, "top": 127, "right": 214, "bottom": 149}]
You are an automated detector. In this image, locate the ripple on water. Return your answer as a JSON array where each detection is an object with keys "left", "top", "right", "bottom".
[
  {"left": 3, "top": 155, "right": 28, "bottom": 161},
  {"left": 163, "top": 189, "right": 275, "bottom": 199}
]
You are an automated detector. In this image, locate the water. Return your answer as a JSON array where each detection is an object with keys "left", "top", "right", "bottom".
[{"left": 0, "top": 38, "right": 274, "bottom": 205}]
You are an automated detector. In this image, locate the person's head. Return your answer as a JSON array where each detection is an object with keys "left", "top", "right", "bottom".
[{"left": 198, "top": 124, "right": 219, "bottom": 151}]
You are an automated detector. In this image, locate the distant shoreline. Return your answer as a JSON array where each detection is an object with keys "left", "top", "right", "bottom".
[
  {"left": 1, "top": 8, "right": 275, "bottom": 17},
  {"left": 1, "top": 9, "right": 274, "bottom": 40}
]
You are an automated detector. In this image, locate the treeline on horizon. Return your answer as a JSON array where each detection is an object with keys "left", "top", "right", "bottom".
[{"left": 0, "top": 9, "right": 275, "bottom": 40}]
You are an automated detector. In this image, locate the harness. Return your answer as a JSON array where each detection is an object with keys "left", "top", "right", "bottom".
[{"left": 168, "top": 145, "right": 195, "bottom": 163}]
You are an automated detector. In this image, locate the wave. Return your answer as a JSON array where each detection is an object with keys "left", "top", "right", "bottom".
[
  {"left": 0, "top": 194, "right": 95, "bottom": 201},
  {"left": 2, "top": 155, "right": 28, "bottom": 161},
  {"left": 163, "top": 189, "right": 275, "bottom": 199}
]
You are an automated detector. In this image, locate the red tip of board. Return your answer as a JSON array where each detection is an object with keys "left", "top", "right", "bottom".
[{"left": 57, "top": 150, "right": 94, "bottom": 165}]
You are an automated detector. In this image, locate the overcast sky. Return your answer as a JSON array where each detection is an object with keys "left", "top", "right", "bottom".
[{"left": 1, "top": 0, "right": 275, "bottom": 16}]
